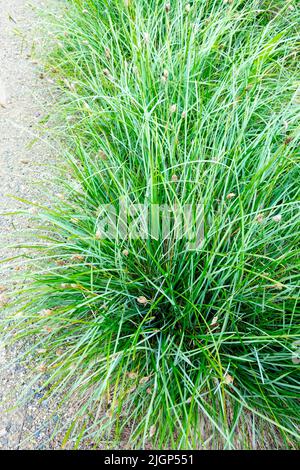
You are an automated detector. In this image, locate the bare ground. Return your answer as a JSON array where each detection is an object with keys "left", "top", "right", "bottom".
[{"left": 0, "top": 0, "right": 73, "bottom": 449}]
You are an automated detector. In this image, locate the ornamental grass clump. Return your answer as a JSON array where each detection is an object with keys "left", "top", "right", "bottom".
[{"left": 1, "top": 0, "right": 300, "bottom": 449}]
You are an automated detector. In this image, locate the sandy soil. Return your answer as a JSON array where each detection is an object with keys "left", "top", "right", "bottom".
[{"left": 0, "top": 0, "right": 70, "bottom": 449}]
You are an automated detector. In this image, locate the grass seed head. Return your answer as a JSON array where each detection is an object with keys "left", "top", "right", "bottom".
[
  {"left": 98, "top": 150, "right": 107, "bottom": 160},
  {"left": 139, "top": 376, "right": 150, "bottom": 384},
  {"left": 224, "top": 373, "right": 234, "bottom": 385},
  {"left": 273, "top": 214, "right": 282, "bottom": 223},
  {"left": 256, "top": 214, "right": 264, "bottom": 223},
  {"left": 274, "top": 282, "right": 284, "bottom": 290},
  {"left": 37, "top": 363, "right": 47, "bottom": 372},
  {"left": 143, "top": 32, "right": 150, "bottom": 44},
  {"left": 71, "top": 254, "right": 84, "bottom": 261},
  {"left": 103, "top": 68, "right": 112, "bottom": 80},
  {"left": 41, "top": 309, "right": 53, "bottom": 317},
  {"left": 137, "top": 296, "right": 149, "bottom": 305},
  {"left": 161, "top": 69, "right": 169, "bottom": 83},
  {"left": 37, "top": 349, "right": 47, "bottom": 354},
  {"left": 149, "top": 425, "right": 156, "bottom": 438},
  {"left": 128, "top": 371, "right": 138, "bottom": 379},
  {"left": 0, "top": 294, "right": 9, "bottom": 307},
  {"left": 95, "top": 230, "right": 102, "bottom": 240}
]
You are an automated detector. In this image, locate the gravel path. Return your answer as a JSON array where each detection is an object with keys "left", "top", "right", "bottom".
[{"left": 0, "top": 0, "right": 70, "bottom": 449}]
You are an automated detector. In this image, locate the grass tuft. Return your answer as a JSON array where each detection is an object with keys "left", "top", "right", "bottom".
[{"left": 1, "top": 0, "right": 300, "bottom": 449}]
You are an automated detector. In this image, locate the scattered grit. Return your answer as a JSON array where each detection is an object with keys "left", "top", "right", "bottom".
[{"left": 0, "top": 0, "right": 79, "bottom": 450}]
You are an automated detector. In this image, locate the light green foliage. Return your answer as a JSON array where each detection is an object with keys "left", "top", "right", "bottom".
[{"left": 2, "top": 0, "right": 300, "bottom": 449}]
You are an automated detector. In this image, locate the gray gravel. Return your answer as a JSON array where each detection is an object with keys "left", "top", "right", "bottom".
[{"left": 0, "top": 0, "right": 76, "bottom": 450}]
